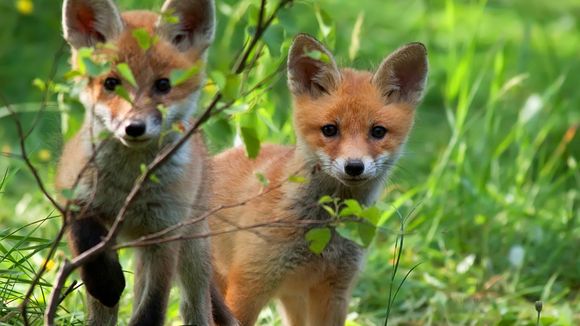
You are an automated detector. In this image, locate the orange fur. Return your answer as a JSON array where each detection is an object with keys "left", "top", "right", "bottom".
[{"left": 209, "top": 34, "right": 428, "bottom": 325}]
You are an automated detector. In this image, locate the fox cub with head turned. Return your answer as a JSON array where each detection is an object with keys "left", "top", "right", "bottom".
[
  {"left": 56, "top": 0, "right": 235, "bottom": 325},
  {"left": 209, "top": 34, "right": 428, "bottom": 325}
]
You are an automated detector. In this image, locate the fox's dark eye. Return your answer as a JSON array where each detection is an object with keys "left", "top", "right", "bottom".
[
  {"left": 154, "top": 78, "right": 171, "bottom": 94},
  {"left": 321, "top": 124, "right": 338, "bottom": 137},
  {"left": 371, "top": 126, "right": 388, "bottom": 139},
  {"left": 103, "top": 77, "right": 121, "bottom": 91}
]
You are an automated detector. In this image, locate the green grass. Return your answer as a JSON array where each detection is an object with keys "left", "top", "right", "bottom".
[{"left": 1, "top": 0, "right": 579, "bottom": 325}]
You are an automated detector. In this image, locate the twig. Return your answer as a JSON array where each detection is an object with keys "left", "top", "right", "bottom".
[{"left": 233, "top": 0, "right": 293, "bottom": 73}]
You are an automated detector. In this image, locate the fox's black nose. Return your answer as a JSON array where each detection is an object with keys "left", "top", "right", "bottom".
[
  {"left": 125, "top": 121, "right": 146, "bottom": 138},
  {"left": 344, "top": 160, "right": 365, "bottom": 176}
]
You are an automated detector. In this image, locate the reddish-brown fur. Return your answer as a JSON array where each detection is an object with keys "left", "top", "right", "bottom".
[{"left": 209, "top": 34, "right": 427, "bottom": 325}]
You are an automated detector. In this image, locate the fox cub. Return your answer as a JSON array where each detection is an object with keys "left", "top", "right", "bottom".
[
  {"left": 209, "top": 34, "right": 428, "bottom": 325},
  {"left": 55, "top": 0, "right": 234, "bottom": 325}
]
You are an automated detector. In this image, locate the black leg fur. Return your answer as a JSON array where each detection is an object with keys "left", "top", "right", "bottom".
[
  {"left": 211, "top": 280, "right": 238, "bottom": 326},
  {"left": 68, "top": 216, "right": 125, "bottom": 307}
]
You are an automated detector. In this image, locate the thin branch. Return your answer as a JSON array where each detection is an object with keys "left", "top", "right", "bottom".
[
  {"left": 233, "top": 0, "right": 293, "bottom": 73},
  {"left": 25, "top": 41, "right": 67, "bottom": 139}
]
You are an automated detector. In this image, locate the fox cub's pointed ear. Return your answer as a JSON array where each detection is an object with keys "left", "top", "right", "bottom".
[
  {"left": 62, "top": 0, "right": 124, "bottom": 49},
  {"left": 373, "top": 43, "right": 428, "bottom": 105},
  {"left": 287, "top": 34, "right": 341, "bottom": 98},
  {"left": 157, "top": 0, "right": 216, "bottom": 53}
]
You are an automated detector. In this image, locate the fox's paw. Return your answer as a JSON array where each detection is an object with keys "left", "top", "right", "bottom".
[{"left": 81, "top": 253, "right": 125, "bottom": 307}]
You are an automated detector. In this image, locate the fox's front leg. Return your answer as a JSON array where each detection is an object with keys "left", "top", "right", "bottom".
[
  {"left": 67, "top": 215, "right": 125, "bottom": 325},
  {"left": 177, "top": 237, "right": 213, "bottom": 325},
  {"left": 130, "top": 243, "right": 178, "bottom": 326}
]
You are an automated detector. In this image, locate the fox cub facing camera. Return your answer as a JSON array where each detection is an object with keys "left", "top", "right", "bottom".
[
  {"left": 209, "top": 34, "right": 428, "bottom": 325},
  {"left": 56, "top": 0, "right": 234, "bottom": 325}
]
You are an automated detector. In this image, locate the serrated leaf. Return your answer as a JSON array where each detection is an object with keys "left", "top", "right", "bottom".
[
  {"left": 288, "top": 175, "right": 307, "bottom": 184},
  {"left": 240, "top": 127, "right": 260, "bottom": 159},
  {"left": 117, "top": 63, "right": 137, "bottom": 88},
  {"left": 255, "top": 172, "right": 269, "bottom": 187},
  {"left": 170, "top": 64, "right": 201, "bottom": 86},
  {"left": 115, "top": 86, "right": 132, "bottom": 103},
  {"left": 318, "top": 195, "right": 334, "bottom": 204},
  {"left": 305, "top": 227, "right": 331, "bottom": 254}
]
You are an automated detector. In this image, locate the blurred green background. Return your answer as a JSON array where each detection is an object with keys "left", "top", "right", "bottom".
[{"left": 1, "top": 0, "right": 579, "bottom": 325}]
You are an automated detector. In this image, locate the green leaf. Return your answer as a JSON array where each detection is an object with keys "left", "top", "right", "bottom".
[
  {"left": 318, "top": 195, "right": 334, "bottom": 204},
  {"left": 210, "top": 71, "right": 226, "bottom": 91},
  {"left": 161, "top": 9, "right": 180, "bottom": 24},
  {"left": 149, "top": 174, "right": 160, "bottom": 184},
  {"left": 61, "top": 189, "right": 75, "bottom": 200},
  {"left": 170, "top": 64, "right": 202, "bottom": 86},
  {"left": 322, "top": 204, "right": 336, "bottom": 217},
  {"left": 315, "top": 6, "right": 336, "bottom": 48},
  {"left": 357, "top": 222, "right": 376, "bottom": 247},
  {"left": 304, "top": 50, "right": 331, "bottom": 64},
  {"left": 255, "top": 172, "right": 269, "bottom": 187},
  {"left": 263, "top": 24, "right": 284, "bottom": 57},
  {"left": 132, "top": 28, "right": 157, "bottom": 51},
  {"left": 117, "top": 63, "right": 137, "bottom": 88},
  {"left": 82, "top": 57, "right": 110, "bottom": 77},
  {"left": 223, "top": 74, "right": 241, "bottom": 101},
  {"left": 305, "top": 227, "right": 331, "bottom": 254},
  {"left": 336, "top": 221, "right": 364, "bottom": 247},
  {"left": 339, "top": 199, "right": 363, "bottom": 217},
  {"left": 140, "top": 163, "right": 147, "bottom": 174},
  {"left": 115, "top": 86, "right": 132, "bottom": 103},
  {"left": 203, "top": 117, "right": 234, "bottom": 152},
  {"left": 361, "top": 206, "right": 381, "bottom": 225},
  {"left": 32, "top": 78, "right": 46, "bottom": 91},
  {"left": 288, "top": 175, "right": 307, "bottom": 184},
  {"left": 240, "top": 127, "right": 260, "bottom": 159}
]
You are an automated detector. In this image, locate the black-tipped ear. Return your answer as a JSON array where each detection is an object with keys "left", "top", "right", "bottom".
[
  {"left": 287, "top": 34, "right": 341, "bottom": 98},
  {"left": 156, "top": 0, "right": 216, "bottom": 53},
  {"left": 372, "top": 42, "right": 428, "bottom": 105},
  {"left": 62, "top": 0, "right": 124, "bottom": 49}
]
